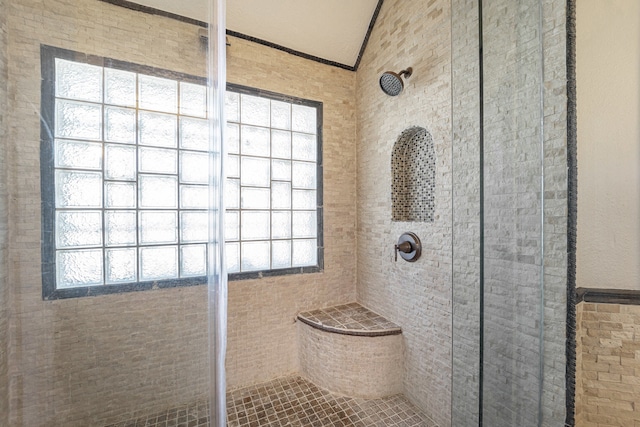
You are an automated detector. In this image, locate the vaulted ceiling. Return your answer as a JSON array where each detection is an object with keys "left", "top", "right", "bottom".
[{"left": 123, "top": 0, "right": 382, "bottom": 69}]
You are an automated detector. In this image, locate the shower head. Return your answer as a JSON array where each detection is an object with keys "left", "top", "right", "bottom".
[{"left": 379, "top": 67, "right": 413, "bottom": 96}]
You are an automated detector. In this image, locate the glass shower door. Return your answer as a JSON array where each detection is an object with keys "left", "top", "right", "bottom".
[
  {"left": 480, "top": 0, "right": 544, "bottom": 424},
  {"left": 2, "top": 0, "right": 226, "bottom": 425},
  {"left": 207, "top": 0, "right": 228, "bottom": 425},
  {"left": 453, "top": 0, "right": 545, "bottom": 425}
]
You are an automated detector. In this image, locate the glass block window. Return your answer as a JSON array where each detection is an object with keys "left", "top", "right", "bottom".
[
  {"left": 225, "top": 84, "right": 323, "bottom": 278},
  {"left": 40, "top": 46, "right": 212, "bottom": 299}
]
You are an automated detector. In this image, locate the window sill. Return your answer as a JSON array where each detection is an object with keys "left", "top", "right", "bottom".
[{"left": 229, "top": 266, "right": 323, "bottom": 281}]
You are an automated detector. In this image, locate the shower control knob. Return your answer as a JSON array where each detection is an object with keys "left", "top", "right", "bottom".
[{"left": 394, "top": 232, "right": 422, "bottom": 262}]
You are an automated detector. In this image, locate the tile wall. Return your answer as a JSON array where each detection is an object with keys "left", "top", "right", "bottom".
[
  {"left": 297, "top": 321, "right": 403, "bottom": 398},
  {"left": 355, "top": 0, "right": 568, "bottom": 426},
  {"left": 540, "top": 1, "right": 570, "bottom": 423},
  {"left": 0, "top": 0, "right": 572, "bottom": 425},
  {"left": 3, "top": 0, "right": 356, "bottom": 425},
  {"left": 0, "top": 0, "right": 10, "bottom": 423},
  {"left": 575, "top": 302, "right": 640, "bottom": 426},
  {"left": 355, "top": 1, "right": 453, "bottom": 425},
  {"left": 451, "top": 0, "right": 569, "bottom": 425},
  {"left": 451, "top": 0, "right": 481, "bottom": 424},
  {"left": 391, "top": 126, "right": 436, "bottom": 223},
  {"left": 481, "top": 0, "right": 547, "bottom": 423},
  {"left": 6, "top": 2, "right": 209, "bottom": 424},
  {"left": 224, "top": 35, "right": 358, "bottom": 390}
]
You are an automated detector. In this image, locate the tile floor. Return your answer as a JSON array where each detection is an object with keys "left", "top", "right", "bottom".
[{"left": 105, "top": 375, "right": 437, "bottom": 427}]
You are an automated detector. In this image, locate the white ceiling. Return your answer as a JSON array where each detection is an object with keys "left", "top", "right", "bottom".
[{"left": 125, "top": 0, "right": 380, "bottom": 68}]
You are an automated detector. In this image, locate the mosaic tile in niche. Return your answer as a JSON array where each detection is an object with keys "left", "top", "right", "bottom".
[{"left": 391, "top": 126, "right": 436, "bottom": 222}]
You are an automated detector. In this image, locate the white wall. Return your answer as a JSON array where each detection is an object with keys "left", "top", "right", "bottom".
[{"left": 576, "top": 0, "right": 640, "bottom": 290}]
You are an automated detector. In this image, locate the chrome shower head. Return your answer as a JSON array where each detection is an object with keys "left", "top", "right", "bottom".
[{"left": 379, "top": 67, "right": 413, "bottom": 96}]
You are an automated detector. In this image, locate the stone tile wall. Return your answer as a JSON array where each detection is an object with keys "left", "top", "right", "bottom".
[
  {"left": 575, "top": 302, "right": 640, "bottom": 426},
  {"left": 224, "top": 35, "right": 357, "bottom": 390},
  {"left": 6, "top": 2, "right": 210, "bottom": 424},
  {"left": 576, "top": 301, "right": 584, "bottom": 423},
  {"left": 1, "top": 0, "right": 572, "bottom": 425},
  {"left": 451, "top": 0, "right": 481, "bottom": 425},
  {"left": 4, "top": 1, "right": 356, "bottom": 425},
  {"left": 541, "top": 0, "right": 569, "bottom": 424},
  {"left": 297, "top": 322, "right": 403, "bottom": 399},
  {"left": 355, "top": 1, "right": 453, "bottom": 425},
  {"left": 450, "top": 0, "right": 568, "bottom": 425},
  {"left": 481, "top": 0, "right": 547, "bottom": 424},
  {"left": 0, "top": 0, "right": 10, "bottom": 423}
]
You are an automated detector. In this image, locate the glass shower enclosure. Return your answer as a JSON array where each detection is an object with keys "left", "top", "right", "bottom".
[
  {"left": 452, "top": 0, "right": 566, "bottom": 426},
  {"left": 1, "top": 0, "right": 227, "bottom": 425},
  {"left": 0, "top": 0, "right": 570, "bottom": 425}
]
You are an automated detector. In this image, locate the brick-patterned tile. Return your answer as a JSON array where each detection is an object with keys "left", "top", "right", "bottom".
[
  {"left": 576, "top": 302, "right": 640, "bottom": 426},
  {"left": 5, "top": 0, "right": 357, "bottom": 425}
]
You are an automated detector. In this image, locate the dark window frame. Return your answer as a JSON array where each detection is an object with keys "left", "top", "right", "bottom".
[
  {"left": 224, "top": 83, "right": 324, "bottom": 282},
  {"left": 40, "top": 45, "right": 323, "bottom": 300}
]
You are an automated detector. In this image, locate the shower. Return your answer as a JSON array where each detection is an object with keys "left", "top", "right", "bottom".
[
  {"left": 379, "top": 67, "right": 413, "bottom": 96},
  {"left": 0, "top": 0, "right": 573, "bottom": 426}
]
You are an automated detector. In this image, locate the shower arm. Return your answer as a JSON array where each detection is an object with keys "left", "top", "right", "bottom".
[{"left": 399, "top": 68, "right": 413, "bottom": 78}]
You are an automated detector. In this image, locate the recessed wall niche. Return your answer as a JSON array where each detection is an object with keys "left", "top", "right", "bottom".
[{"left": 391, "top": 126, "right": 435, "bottom": 222}]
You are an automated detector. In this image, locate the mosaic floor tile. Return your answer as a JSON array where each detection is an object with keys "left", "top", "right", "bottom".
[{"left": 105, "top": 375, "right": 438, "bottom": 427}]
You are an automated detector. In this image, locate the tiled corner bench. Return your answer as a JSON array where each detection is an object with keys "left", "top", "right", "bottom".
[{"left": 296, "top": 302, "right": 403, "bottom": 399}]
